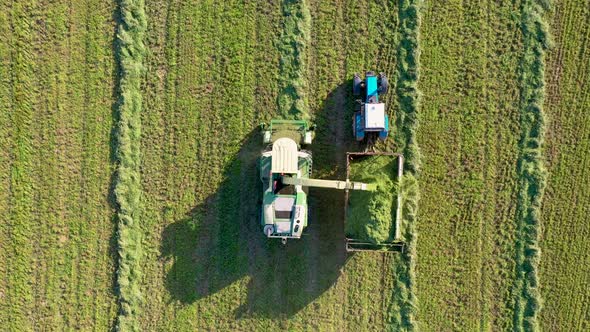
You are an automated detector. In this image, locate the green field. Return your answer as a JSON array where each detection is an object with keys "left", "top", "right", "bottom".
[
  {"left": 417, "top": 0, "right": 526, "bottom": 329},
  {"left": 0, "top": 0, "right": 117, "bottom": 329},
  {"left": 540, "top": 0, "right": 590, "bottom": 330},
  {"left": 0, "top": 0, "right": 588, "bottom": 330}
]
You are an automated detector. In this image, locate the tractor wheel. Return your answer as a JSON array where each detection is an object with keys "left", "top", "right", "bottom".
[
  {"left": 378, "top": 73, "right": 389, "bottom": 95},
  {"left": 263, "top": 225, "right": 274, "bottom": 237},
  {"left": 353, "top": 74, "right": 362, "bottom": 96}
]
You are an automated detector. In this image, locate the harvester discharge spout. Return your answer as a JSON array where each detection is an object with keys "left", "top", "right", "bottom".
[{"left": 281, "top": 176, "right": 375, "bottom": 191}]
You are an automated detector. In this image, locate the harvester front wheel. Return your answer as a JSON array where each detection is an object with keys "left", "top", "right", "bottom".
[{"left": 263, "top": 225, "right": 274, "bottom": 237}]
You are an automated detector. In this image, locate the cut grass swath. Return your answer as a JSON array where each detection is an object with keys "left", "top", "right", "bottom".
[
  {"left": 3, "top": 2, "right": 36, "bottom": 330},
  {"left": 387, "top": 0, "right": 422, "bottom": 330},
  {"left": 512, "top": 0, "right": 551, "bottom": 330},
  {"left": 277, "top": 0, "right": 311, "bottom": 120},
  {"left": 114, "top": 0, "right": 147, "bottom": 330}
]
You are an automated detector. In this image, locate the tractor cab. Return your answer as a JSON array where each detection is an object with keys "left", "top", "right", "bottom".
[{"left": 352, "top": 71, "right": 390, "bottom": 143}]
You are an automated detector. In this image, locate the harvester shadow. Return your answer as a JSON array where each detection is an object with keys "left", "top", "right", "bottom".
[{"left": 162, "top": 82, "right": 358, "bottom": 318}]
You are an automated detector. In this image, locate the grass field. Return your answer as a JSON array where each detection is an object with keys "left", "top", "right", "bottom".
[
  {"left": 0, "top": 0, "right": 589, "bottom": 330},
  {"left": 417, "top": 0, "right": 524, "bottom": 329},
  {"left": 138, "top": 0, "right": 411, "bottom": 330},
  {"left": 540, "top": 0, "right": 590, "bottom": 330},
  {"left": 0, "top": 0, "right": 117, "bottom": 330}
]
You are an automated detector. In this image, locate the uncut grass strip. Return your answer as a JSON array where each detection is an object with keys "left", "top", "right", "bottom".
[
  {"left": 113, "top": 0, "right": 147, "bottom": 330},
  {"left": 5, "top": 1, "right": 38, "bottom": 330},
  {"left": 29, "top": 0, "right": 68, "bottom": 327},
  {"left": 0, "top": 1, "right": 14, "bottom": 327},
  {"left": 76, "top": 0, "right": 118, "bottom": 328},
  {"left": 540, "top": 1, "right": 590, "bottom": 328},
  {"left": 511, "top": 0, "right": 551, "bottom": 331}
]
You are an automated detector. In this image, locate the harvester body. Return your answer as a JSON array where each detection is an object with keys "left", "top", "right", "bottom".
[
  {"left": 353, "top": 72, "right": 390, "bottom": 143},
  {"left": 260, "top": 120, "right": 373, "bottom": 244}
]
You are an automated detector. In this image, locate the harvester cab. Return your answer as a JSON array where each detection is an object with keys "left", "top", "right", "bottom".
[
  {"left": 352, "top": 71, "right": 390, "bottom": 144},
  {"left": 259, "top": 120, "right": 374, "bottom": 244}
]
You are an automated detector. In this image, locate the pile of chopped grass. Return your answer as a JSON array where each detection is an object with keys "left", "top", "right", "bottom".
[{"left": 346, "top": 155, "right": 399, "bottom": 243}]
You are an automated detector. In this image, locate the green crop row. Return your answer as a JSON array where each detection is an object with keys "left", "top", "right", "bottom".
[
  {"left": 389, "top": 0, "right": 422, "bottom": 330},
  {"left": 0, "top": 6, "right": 11, "bottom": 327},
  {"left": 113, "top": 0, "right": 147, "bottom": 330},
  {"left": 277, "top": 0, "right": 311, "bottom": 120},
  {"left": 512, "top": 0, "right": 551, "bottom": 330},
  {"left": 137, "top": 0, "right": 272, "bottom": 329},
  {"left": 539, "top": 0, "right": 590, "bottom": 329},
  {"left": 1, "top": 2, "right": 36, "bottom": 330},
  {"left": 1, "top": 0, "right": 118, "bottom": 329},
  {"left": 416, "top": 0, "right": 526, "bottom": 328}
]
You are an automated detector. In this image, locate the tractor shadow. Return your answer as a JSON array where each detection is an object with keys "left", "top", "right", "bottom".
[{"left": 161, "top": 81, "right": 360, "bottom": 318}]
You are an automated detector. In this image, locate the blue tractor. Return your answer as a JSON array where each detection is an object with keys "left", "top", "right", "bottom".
[{"left": 352, "top": 71, "right": 389, "bottom": 144}]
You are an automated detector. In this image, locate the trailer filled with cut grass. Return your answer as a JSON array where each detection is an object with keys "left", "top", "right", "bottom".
[{"left": 345, "top": 153, "right": 404, "bottom": 251}]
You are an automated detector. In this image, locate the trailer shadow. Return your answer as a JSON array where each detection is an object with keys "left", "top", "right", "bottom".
[{"left": 161, "top": 82, "right": 357, "bottom": 319}]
